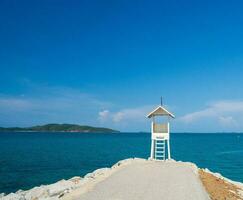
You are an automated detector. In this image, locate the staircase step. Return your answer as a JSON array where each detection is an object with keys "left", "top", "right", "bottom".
[
  {"left": 156, "top": 155, "right": 164, "bottom": 158},
  {"left": 155, "top": 150, "right": 164, "bottom": 153},
  {"left": 153, "top": 139, "right": 166, "bottom": 160}
]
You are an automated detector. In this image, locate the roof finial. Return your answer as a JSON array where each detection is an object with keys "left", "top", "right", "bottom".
[{"left": 160, "top": 96, "right": 163, "bottom": 106}]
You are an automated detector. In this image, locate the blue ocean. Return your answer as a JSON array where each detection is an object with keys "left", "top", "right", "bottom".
[{"left": 0, "top": 132, "right": 243, "bottom": 194}]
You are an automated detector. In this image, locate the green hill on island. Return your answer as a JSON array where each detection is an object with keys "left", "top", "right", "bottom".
[{"left": 0, "top": 123, "right": 119, "bottom": 133}]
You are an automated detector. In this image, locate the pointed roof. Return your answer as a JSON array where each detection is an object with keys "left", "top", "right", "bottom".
[{"left": 147, "top": 105, "right": 175, "bottom": 118}]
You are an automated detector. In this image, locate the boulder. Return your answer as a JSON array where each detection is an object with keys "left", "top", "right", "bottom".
[
  {"left": 38, "top": 197, "right": 59, "bottom": 200},
  {"left": 111, "top": 158, "right": 134, "bottom": 169},
  {"left": 24, "top": 186, "right": 48, "bottom": 200},
  {"left": 15, "top": 191, "right": 23, "bottom": 195},
  {"left": 0, "top": 193, "right": 24, "bottom": 200},
  {"left": 69, "top": 176, "right": 82, "bottom": 184},
  {"left": 47, "top": 180, "right": 74, "bottom": 197},
  {"left": 84, "top": 168, "right": 110, "bottom": 179}
]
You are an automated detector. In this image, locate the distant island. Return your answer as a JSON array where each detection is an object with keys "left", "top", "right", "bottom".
[{"left": 0, "top": 123, "right": 119, "bottom": 133}]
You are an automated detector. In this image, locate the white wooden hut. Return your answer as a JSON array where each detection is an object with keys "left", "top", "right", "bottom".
[{"left": 147, "top": 105, "right": 175, "bottom": 160}]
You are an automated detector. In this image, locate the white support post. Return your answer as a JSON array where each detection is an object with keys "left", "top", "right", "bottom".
[
  {"left": 167, "top": 122, "right": 171, "bottom": 159},
  {"left": 150, "top": 121, "right": 154, "bottom": 159},
  {"left": 150, "top": 139, "right": 154, "bottom": 159},
  {"left": 167, "top": 139, "right": 171, "bottom": 160}
]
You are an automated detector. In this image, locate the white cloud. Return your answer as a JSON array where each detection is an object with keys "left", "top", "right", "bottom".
[
  {"left": 98, "top": 110, "right": 110, "bottom": 122},
  {"left": 113, "top": 112, "right": 124, "bottom": 122},
  {"left": 0, "top": 81, "right": 160, "bottom": 131},
  {"left": 0, "top": 86, "right": 111, "bottom": 127},
  {"left": 179, "top": 108, "right": 216, "bottom": 123},
  {"left": 97, "top": 105, "right": 156, "bottom": 131},
  {"left": 112, "top": 107, "right": 151, "bottom": 123},
  {"left": 218, "top": 116, "right": 237, "bottom": 127},
  {"left": 179, "top": 100, "right": 243, "bottom": 129},
  {"left": 213, "top": 101, "right": 243, "bottom": 112},
  {"left": 0, "top": 98, "right": 33, "bottom": 111}
]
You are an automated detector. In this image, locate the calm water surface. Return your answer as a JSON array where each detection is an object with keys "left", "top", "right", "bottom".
[{"left": 0, "top": 132, "right": 242, "bottom": 194}]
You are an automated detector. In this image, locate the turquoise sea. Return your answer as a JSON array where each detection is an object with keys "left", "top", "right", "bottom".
[{"left": 0, "top": 132, "right": 243, "bottom": 194}]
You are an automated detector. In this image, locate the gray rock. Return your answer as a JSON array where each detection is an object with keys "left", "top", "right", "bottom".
[
  {"left": 0, "top": 193, "right": 5, "bottom": 198},
  {"left": 24, "top": 186, "right": 48, "bottom": 200},
  {"left": 92, "top": 168, "right": 110, "bottom": 176},
  {"left": 47, "top": 180, "right": 74, "bottom": 197},
  {"left": 15, "top": 191, "right": 23, "bottom": 195},
  {"left": 38, "top": 197, "right": 59, "bottom": 200},
  {"left": 69, "top": 176, "right": 82, "bottom": 184},
  {"left": 0, "top": 193, "right": 24, "bottom": 200},
  {"left": 84, "top": 168, "right": 110, "bottom": 179},
  {"left": 83, "top": 173, "right": 93, "bottom": 179}
]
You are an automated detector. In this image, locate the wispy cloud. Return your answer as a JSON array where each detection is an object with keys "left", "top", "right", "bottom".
[
  {"left": 0, "top": 85, "right": 111, "bottom": 127},
  {"left": 97, "top": 105, "right": 155, "bottom": 131},
  {"left": 218, "top": 116, "right": 237, "bottom": 127},
  {"left": 98, "top": 110, "right": 110, "bottom": 122},
  {"left": 179, "top": 100, "right": 243, "bottom": 128},
  {"left": 0, "top": 97, "right": 33, "bottom": 111},
  {"left": 99, "top": 106, "right": 153, "bottom": 123},
  {"left": 4, "top": 80, "right": 242, "bottom": 132},
  {"left": 0, "top": 80, "right": 158, "bottom": 131}
]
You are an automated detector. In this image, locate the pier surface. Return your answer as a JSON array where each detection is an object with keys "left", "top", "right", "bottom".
[{"left": 76, "top": 161, "right": 210, "bottom": 200}]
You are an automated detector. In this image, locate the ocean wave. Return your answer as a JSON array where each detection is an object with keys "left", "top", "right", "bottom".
[{"left": 216, "top": 150, "right": 243, "bottom": 155}]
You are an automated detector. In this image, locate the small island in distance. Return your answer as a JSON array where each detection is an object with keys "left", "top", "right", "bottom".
[{"left": 0, "top": 123, "right": 119, "bottom": 133}]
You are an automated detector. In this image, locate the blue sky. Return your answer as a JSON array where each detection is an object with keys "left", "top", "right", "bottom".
[{"left": 1, "top": 0, "right": 243, "bottom": 132}]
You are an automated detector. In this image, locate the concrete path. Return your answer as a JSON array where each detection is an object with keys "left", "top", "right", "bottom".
[{"left": 77, "top": 161, "right": 210, "bottom": 200}]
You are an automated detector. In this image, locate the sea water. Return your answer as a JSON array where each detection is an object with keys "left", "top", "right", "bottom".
[{"left": 0, "top": 132, "right": 242, "bottom": 194}]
